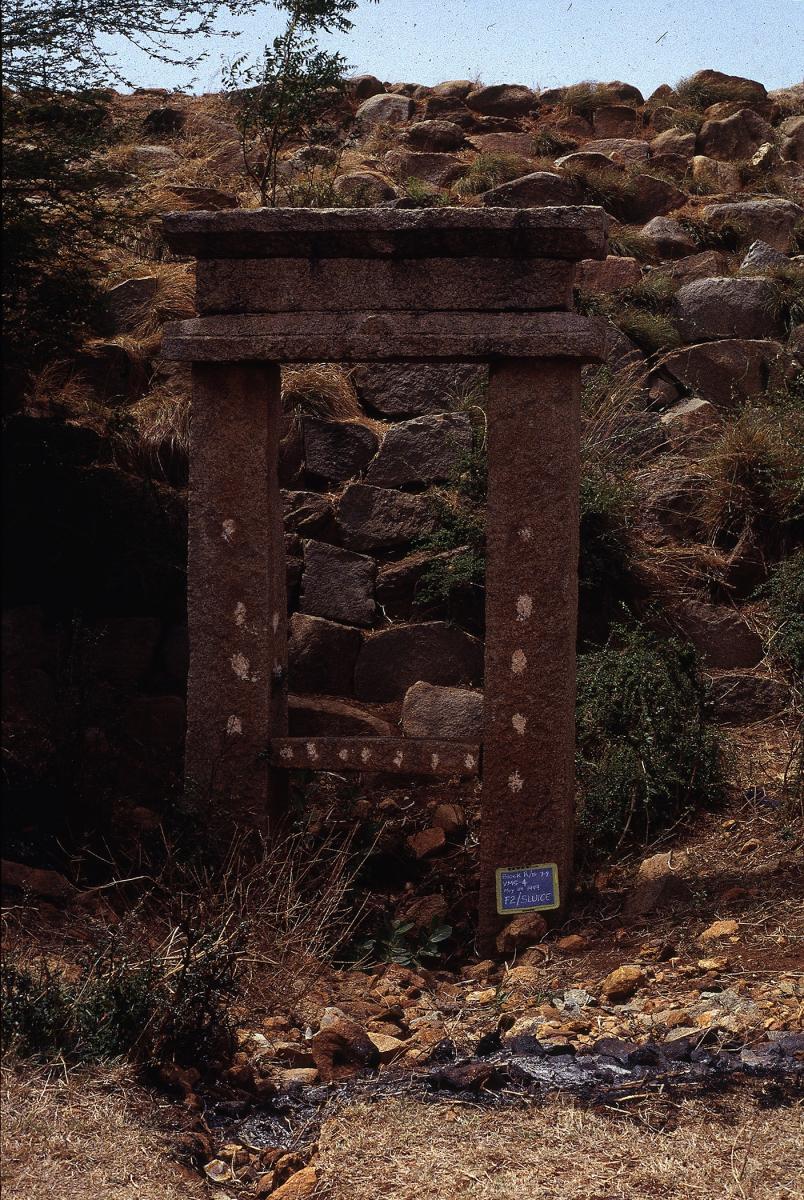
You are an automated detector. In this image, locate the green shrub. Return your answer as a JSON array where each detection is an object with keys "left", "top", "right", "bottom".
[
  {"left": 576, "top": 626, "right": 721, "bottom": 859},
  {"left": 761, "top": 551, "right": 804, "bottom": 676},
  {"left": 356, "top": 917, "right": 453, "bottom": 967}
]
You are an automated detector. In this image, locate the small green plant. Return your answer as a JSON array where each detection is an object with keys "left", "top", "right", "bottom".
[
  {"left": 760, "top": 550, "right": 804, "bottom": 676},
  {"left": 576, "top": 625, "right": 721, "bottom": 860},
  {"left": 356, "top": 918, "right": 453, "bottom": 967},
  {"left": 452, "top": 153, "right": 531, "bottom": 196},
  {"left": 400, "top": 176, "right": 452, "bottom": 207}
]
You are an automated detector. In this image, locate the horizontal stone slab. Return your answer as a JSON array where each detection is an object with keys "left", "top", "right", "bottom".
[
  {"left": 268, "top": 736, "right": 481, "bottom": 776},
  {"left": 196, "top": 257, "right": 573, "bottom": 314},
  {"left": 163, "top": 311, "right": 606, "bottom": 363},
  {"left": 162, "top": 206, "right": 608, "bottom": 261}
]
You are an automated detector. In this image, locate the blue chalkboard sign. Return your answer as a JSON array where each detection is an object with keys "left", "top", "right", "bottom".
[{"left": 496, "top": 864, "right": 560, "bottom": 914}]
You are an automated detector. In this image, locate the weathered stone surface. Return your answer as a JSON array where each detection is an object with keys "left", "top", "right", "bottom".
[
  {"left": 496, "top": 913, "right": 548, "bottom": 955},
  {"left": 465, "top": 84, "right": 538, "bottom": 116},
  {"left": 384, "top": 149, "right": 466, "bottom": 187},
  {"left": 741, "top": 239, "right": 791, "bottom": 272},
  {"left": 626, "top": 851, "right": 693, "bottom": 916},
  {"left": 397, "top": 892, "right": 448, "bottom": 932},
  {"left": 105, "top": 276, "right": 158, "bottom": 331},
  {"left": 1, "top": 860, "right": 77, "bottom": 903},
  {"left": 347, "top": 74, "right": 385, "bottom": 100},
  {"left": 666, "top": 250, "right": 733, "bottom": 284},
  {"left": 301, "top": 540, "right": 376, "bottom": 627},
  {"left": 287, "top": 613, "right": 362, "bottom": 696},
  {"left": 366, "top": 412, "right": 473, "bottom": 487},
  {"left": 697, "top": 918, "right": 739, "bottom": 944},
  {"left": 684, "top": 69, "right": 767, "bottom": 105},
  {"left": 401, "top": 681, "right": 483, "bottom": 740},
  {"left": 271, "top": 736, "right": 478, "bottom": 776},
  {"left": 310, "top": 1019, "right": 379, "bottom": 1081},
  {"left": 355, "top": 92, "right": 414, "bottom": 128},
  {"left": 675, "top": 601, "right": 764, "bottom": 668},
  {"left": 198, "top": 256, "right": 574, "bottom": 315},
  {"left": 708, "top": 672, "right": 788, "bottom": 723},
  {"left": 470, "top": 132, "right": 548, "bottom": 159},
  {"left": 691, "top": 154, "right": 741, "bottom": 192},
  {"left": 575, "top": 256, "right": 641, "bottom": 293},
  {"left": 287, "top": 694, "right": 394, "bottom": 737},
  {"left": 555, "top": 151, "right": 623, "bottom": 173},
  {"left": 674, "top": 278, "right": 784, "bottom": 342},
  {"left": 660, "top": 397, "right": 721, "bottom": 446},
  {"left": 166, "top": 311, "right": 607, "bottom": 365},
  {"left": 662, "top": 338, "right": 786, "bottom": 407},
  {"left": 332, "top": 171, "right": 397, "bottom": 205},
  {"left": 431, "top": 802, "right": 466, "bottom": 834},
  {"left": 592, "top": 104, "right": 638, "bottom": 138},
  {"left": 303, "top": 418, "right": 380, "bottom": 482},
  {"left": 614, "top": 175, "right": 687, "bottom": 223},
  {"left": 479, "top": 171, "right": 582, "bottom": 207},
  {"left": 351, "top": 362, "right": 487, "bottom": 417},
  {"left": 432, "top": 79, "right": 474, "bottom": 99},
  {"left": 640, "top": 216, "right": 696, "bottom": 258},
  {"left": 697, "top": 108, "right": 772, "bottom": 161},
  {"left": 354, "top": 622, "right": 483, "bottom": 702},
  {"left": 162, "top": 206, "right": 610, "bottom": 262},
  {"left": 404, "top": 119, "right": 466, "bottom": 151},
  {"left": 282, "top": 490, "right": 337, "bottom": 541},
  {"left": 702, "top": 199, "right": 804, "bottom": 252},
  {"left": 408, "top": 826, "right": 447, "bottom": 858},
  {"left": 129, "top": 144, "right": 181, "bottom": 172},
  {"left": 780, "top": 114, "right": 804, "bottom": 163},
  {"left": 601, "top": 965, "right": 645, "bottom": 1002},
  {"left": 650, "top": 127, "right": 697, "bottom": 158},
  {"left": 583, "top": 138, "right": 650, "bottom": 163},
  {"left": 337, "top": 483, "right": 435, "bottom": 552}
]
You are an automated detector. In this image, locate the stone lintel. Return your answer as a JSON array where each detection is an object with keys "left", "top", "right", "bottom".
[
  {"left": 163, "top": 311, "right": 606, "bottom": 364},
  {"left": 269, "top": 736, "right": 480, "bottom": 777},
  {"left": 162, "top": 206, "right": 608, "bottom": 261},
  {"left": 197, "top": 257, "right": 574, "bottom": 315}
]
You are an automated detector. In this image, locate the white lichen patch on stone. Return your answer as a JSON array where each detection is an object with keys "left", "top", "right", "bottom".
[
  {"left": 231, "top": 652, "right": 254, "bottom": 681},
  {"left": 272, "top": 611, "right": 280, "bottom": 634},
  {"left": 465, "top": 753, "right": 476, "bottom": 769},
  {"left": 508, "top": 770, "right": 524, "bottom": 793},
  {"left": 338, "top": 748, "right": 349, "bottom": 762},
  {"left": 305, "top": 741, "right": 318, "bottom": 761},
  {"left": 226, "top": 715, "right": 242, "bottom": 736},
  {"left": 222, "top": 518, "right": 236, "bottom": 542},
  {"left": 431, "top": 753, "right": 440, "bottom": 771},
  {"left": 512, "top": 712, "right": 527, "bottom": 736},
  {"left": 516, "top": 594, "right": 533, "bottom": 622},
  {"left": 511, "top": 649, "right": 527, "bottom": 675},
  {"left": 279, "top": 745, "right": 294, "bottom": 761},
  {"left": 518, "top": 526, "right": 533, "bottom": 542},
  {"left": 360, "top": 747, "right": 372, "bottom": 763},
  {"left": 393, "top": 751, "right": 404, "bottom": 767},
  {"left": 234, "top": 601, "right": 247, "bottom": 627}
]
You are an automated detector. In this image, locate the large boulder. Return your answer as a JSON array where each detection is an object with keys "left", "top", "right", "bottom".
[
  {"left": 740, "top": 240, "right": 791, "bottom": 271},
  {"left": 465, "top": 84, "right": 538, "bottom": 117},
  {"left": 662, "top": 339, "right": 786, "bottom": 407},
  {"left": 660, "top": 397, "right": 721, "bottom": 448},
  {"left": 674, "top": 277, "right": 784, "bottom": 342},
  {"left": 592, "top": 105, "right": 638, "bottom": 138},
  {"left": 351, "top": 362, "right": 486, "bottom": 418},
  {"left": 354, "top": 622, "right": 483, "bottom": 702},
  {"left": 404, "top": 120, "right": 466, "bottom": 151},
  {"left": 674, "top": 601, "right": 764, "bottom": 669},
  {"left": 625, "top": 851, "right": 693, "bottom": 916},
  {"left": 375, "top": 549, "right": 462, "bottom": 619},
  {"left": 667, "top": 250, "right": 733, "bottom": 284},
  {"left": 697, "top": 108, "right": 772, "bottom": 161},
  {"left": 303, "top": 418, "right": 380, "bottom": 482},
  {"left": 583, "top": 138, "right": 650, "bottom": 163},
  {"left": 300, "top": 540, "right": 377, "bottom": 628},
  {"left": 355, "top": 92, "right": 414, "bottom": 129},
  {"left": 471, "top": 131, "right": 551, "bottom": 159},
  {"left": 287, "top": 613, "right": 363, "bottom": 696},
  {"left": 650, "top": 127, "right": 697, "bottom": 158},
  {"left": 401, "top": 681, "right": 483, "bottom": 739},
  {"left": 702, "top": 199, "right": 804, "bottom": 252},
  {"left": 612, "top": 174, "right": 686, "bottom": 223},
  {"left": 383, "top": 149, "right": 466, "bottom": 188},
  {"left": 432, "top": 79, "right": 475, "bottom": 99},
  {"left": 640, "top": 217, "right": 696, "bottom": 258},
  {"left": 780, "top": 115, "right": 804, "bottom": 164},
  {"left": 332, "top": 172, "right": 397, "bottom": 205},
  {"left": 575, "top": 256, "right": 642, "bottom": 293},
  {"left": 337, "top": 483, "right": 435, "bottom": 552},
  {"left": 282, "top": 490, "right": 338, "bottom": 541},
  {"left": 365, "top": 413, "right": 473, "bottom": 488},
  {"left": 347, "top": 74, "right": 385, "bottom": 101},
  {"left": 681, "top": 69, "right": 767, "bottom": 106},
  {"left": 690, "top": 155, "right": 742, "bottom": 192},
  {"left": 479, "top": 171, "right": 581, "bottom": 207}
]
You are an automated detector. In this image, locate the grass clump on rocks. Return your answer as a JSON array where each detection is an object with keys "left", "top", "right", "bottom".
[
  {"left": 576, "top": 625, "right": 721, "bottom": 860},
  {"left": 760, "top": 550, "right": 804, "bottom": 676}
]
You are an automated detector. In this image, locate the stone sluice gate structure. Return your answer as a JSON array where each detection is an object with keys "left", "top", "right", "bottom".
[{"left": 162, "top": 206, "right": 608, "bottom": 951}]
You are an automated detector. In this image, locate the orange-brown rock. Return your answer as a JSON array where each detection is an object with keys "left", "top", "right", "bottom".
[{"left": 310, "top": 1018, "right": 380, "bottom": 1082}]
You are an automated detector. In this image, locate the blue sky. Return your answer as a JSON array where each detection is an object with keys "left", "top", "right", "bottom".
[{"left": 116, "top": 0, "right": 804, "bottom": 94}]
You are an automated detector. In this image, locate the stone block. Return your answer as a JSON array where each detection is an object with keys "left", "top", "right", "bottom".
[
  {"left": 303, "top": 418, "right": 380, "bottom": 482},
  {"left": 301, "top": 539, "right": 376, "bottom": 628},
  {"left": 354, "top": 622, "right": 483, "bottom": 702},
  {"left": 366, "top": 412, "right": 473, "bottom": 487},
  {"left": 351, "top": 362, "right": 487, "bottom": 418},
  {"left": 287, "top": 613, "right": 363, "bottom": 696},
  {"left": 674, "top": 277, "right": 784, "bottom": 342},
  {"left": 337, "top": 483, "right": 436, "bottom": 552},
  {"left": 402, "top": 681, "right": 483, "bottom": 739}
]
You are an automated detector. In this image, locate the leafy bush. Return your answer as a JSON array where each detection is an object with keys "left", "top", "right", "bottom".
[
  {"left": 576, "top": 626, "right": 721, "bottom": 859},
  {"left": 761, "top": 551, "right": 804, "bottom": 676},
  {"left": 356, "top": 918, "right": 453, "bottom": 967}
]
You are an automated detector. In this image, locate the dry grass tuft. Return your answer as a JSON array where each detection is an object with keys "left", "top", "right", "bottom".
[
  {"left": 0, "top": 1061, "right": 205, "bottom": 1200},
  {"left": 281, "top": 363, "right": 365, "bottom": 421},
  {"left": 318, "top": 1094, "right": 804, "bottom": 1200}
]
